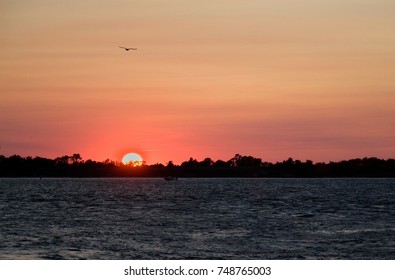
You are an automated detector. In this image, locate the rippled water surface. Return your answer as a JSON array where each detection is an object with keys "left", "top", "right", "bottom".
[{"left": 0, "top": 178, "right": 394, "bottom": 259}]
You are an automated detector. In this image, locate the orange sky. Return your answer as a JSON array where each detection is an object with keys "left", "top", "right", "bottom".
[{"left": 1, "top": 0, "right": 395, "bottom": 164}]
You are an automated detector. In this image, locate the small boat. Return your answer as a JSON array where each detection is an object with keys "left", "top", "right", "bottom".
[{"left": 164, "top": 176, "right": 178, "bottom": 181}]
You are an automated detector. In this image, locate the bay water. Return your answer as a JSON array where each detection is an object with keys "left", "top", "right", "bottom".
[{"left": 0, "top": 178, "right": 393, "bottom": 259}]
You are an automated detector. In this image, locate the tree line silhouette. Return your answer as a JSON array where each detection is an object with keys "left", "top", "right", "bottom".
[{"left": 1, "top": 153, "right": 394, "bottom": 177}]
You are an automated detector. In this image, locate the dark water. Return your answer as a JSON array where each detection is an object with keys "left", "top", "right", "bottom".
[{"left": 0, "top": 178, "right": 394, "bottom": 259}]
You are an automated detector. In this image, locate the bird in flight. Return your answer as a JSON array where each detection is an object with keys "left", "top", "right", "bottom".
[{"left": 119, "top": 46, "right": 137, "bottom": 51}]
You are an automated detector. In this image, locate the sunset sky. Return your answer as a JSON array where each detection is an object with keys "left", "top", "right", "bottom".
[{"left": 1, "top": 0, "right": 395, "bottom": 164}]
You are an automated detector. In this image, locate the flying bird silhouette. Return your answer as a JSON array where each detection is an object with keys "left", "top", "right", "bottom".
[{"left": 119, "top": 46, "right": 137, "bottom": 51}]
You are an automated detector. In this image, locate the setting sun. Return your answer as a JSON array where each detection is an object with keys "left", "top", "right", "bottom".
[{"left": 122, "top": 153, "right": 143, "bottom": 167}]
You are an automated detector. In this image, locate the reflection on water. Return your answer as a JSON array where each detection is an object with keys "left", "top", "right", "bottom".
[{"left": 0, "top": 178, "right": 394, "bottom": 259}]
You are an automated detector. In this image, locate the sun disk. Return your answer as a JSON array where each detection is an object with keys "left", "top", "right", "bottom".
[{"left": 122, "top": 153, "right": 143, "bottom": 166}]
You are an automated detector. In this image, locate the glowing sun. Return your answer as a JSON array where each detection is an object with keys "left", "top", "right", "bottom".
[{"left": 122, "top": 153, "right": 143, "bottom": 166}]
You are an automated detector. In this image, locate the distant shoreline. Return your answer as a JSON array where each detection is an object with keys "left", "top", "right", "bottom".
[
  {"left": 1, "top": 154, "right": 395, "bottom": 178},
  {"left": 1, "top": 176, "right": 395, "bottom": 179}
]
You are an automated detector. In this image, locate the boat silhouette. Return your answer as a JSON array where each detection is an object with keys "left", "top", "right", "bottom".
[{"left": 164, "top": 176, "right": 178, "bottom": 181}]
